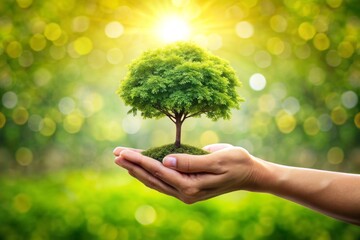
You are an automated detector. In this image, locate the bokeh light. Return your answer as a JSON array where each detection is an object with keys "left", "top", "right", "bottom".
[
  {"left": 105, "top": 21, "right": 124, "bottom": 39},
  {"left": 235, "top": 21, "right": 254, "bottom": 39},
  {"left": 135, "top": 205, "right": 157, "bottom": 225},
  {"left": 249, "top": 73, "right": 266, "bottom": 91},
  {"left": 1, "top": 0, "right": 359, "bottom": 238},
  {"left": 2, "top": 91, "right": 18, "bottom": 109}
]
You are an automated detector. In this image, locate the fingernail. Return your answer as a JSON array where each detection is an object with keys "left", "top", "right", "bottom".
[
  {"left": 113, "top": 147, "right": 120, "bottom": 155},
  {"left": 163, "top": 156, "right": 176, "bottom": 167}
]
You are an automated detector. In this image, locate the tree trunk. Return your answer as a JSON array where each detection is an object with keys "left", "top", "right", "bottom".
[{"left": 175, "top": 120, "right": 182, "bottom": 148}]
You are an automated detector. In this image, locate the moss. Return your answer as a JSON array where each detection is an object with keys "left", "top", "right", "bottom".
[{"left": 142, "top": 143, "right": 209, "bottom": 161}]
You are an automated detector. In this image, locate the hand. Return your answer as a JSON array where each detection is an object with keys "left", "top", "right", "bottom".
[{"left": 113, "top": 144, "right": 266, "bottom": 204}]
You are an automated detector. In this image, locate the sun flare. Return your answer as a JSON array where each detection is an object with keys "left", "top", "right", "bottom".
[{"left": 155, "top": 15, "right": 191, "bottom": 43}]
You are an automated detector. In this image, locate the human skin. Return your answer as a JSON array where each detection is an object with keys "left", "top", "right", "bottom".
[{"left": 113, "top": 143, "right": 360, "bottom": 225}]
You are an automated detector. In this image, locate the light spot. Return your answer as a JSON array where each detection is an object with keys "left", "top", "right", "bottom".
[
  {"left": 16, "top": 147, "right": 33, "bottom": 166},
  {"left": 249, "top": 73, "right": 266, "bottom": 91},
  {"left": 254, "top": 51, "right": 272, "bottom": 68},
  {"left": 276, "top": 110, "right": 296, "bottom": 134},
  {"left": 338, "top": 41, "right": 354, "bottom": 58},
  {"left": 326, "top": 0, "right": 342, "bottom": 8},
  {"left": 270, "top": 15, "right": 287, "bottom": 33},
  {"left": 105, "top": 21, "right": 124, "bottom": 38},
  {"left": 282, "top": 97, "right": 300, "bottom": 115},
  {"left": 331, "top": 106, "right": 347, "bottom": 125},
  {"left": 217, "top": 220, "right": 237, "bottom": 239},
  {"left": 28, "top": 115, "right": 43, "bottom": 132},
  {"left": 135, "top": 205, "right": 156, "bottom": 225},
  {"left": 107, "top": 48, "right": 123, "bottom": 64},
  {"left": 341, "top": 91, "right": 358, "bottom": 109},
  {"left": 103, "top": 121, "right": 123, "bottom": 141},
  {"left": 267, "top": 37, "right": 285, "bottom": 55},
  {"left": 325, "top": 93, "right": 340, "bottom": 110},
  {"left": 73, "top": 36, "right": 93, "bottom": 55},
  {"left": 13, "top": 194, "right": 32, "bottom": 213},
  {"left": 327, "top": 147, "right": 344, "bottom": 164},
  {"left": 270, "top": 82, "right": 287, "bottom": 100},
  {"left": 313, "top": 33, "right": 330, "bottom": 51},
  {"left": 181, "top": 220, "right": 204, "bottom": 238},
  {"left": 58, "top": 97, "right": 75, "bottom": 115},
  {"left": 200, "top": 130, "right": 219, "bottom": 146},
  {"left": 326, "top": 50, "right": 341, "bottom": 67},
  {"left": 294, "top": 44, "right": 311, "bottom": 60},
  {"left": 308, "top": 67, "right": 325, "bottom": 86},
  {"left": 6, "top": 41, "right": 22, "bottom": 58},
  {"left": 80, "top": 92, "right": 104, "bottom": 116},
  {"left": 235, "top": 21, "right": 254, "bottom": 39},
  {"left": 303, "top": 117, "right": 320, "bottom": 136},
  {"left": 33, "top": 68, "right": 52, "bottom": 86},
  {"left": 2, "top": 91, "right": 18, "bottom": 109},
  {"left": 72, "top": 16, "right": 89, "bottom": 33},
  {"left": 12, "top": 107, "right": 29, "bottom": 125},
  {"left": 29, "top": 34, "right": 47, "bottom": 51},
  {"left": 63, "top": 111, "right": 84, "bottom": 134},
  {"left": 16, "top": 0, "right": 33, "bottom": 8},
  {"left": 298, "top": 22, "right": 316, "bottom": 41},
  {"left": 318, "top": 114, "right": 333, "bottom": 132},
  {"left": 314, "top": 15, "right": 329, "bottom": 32},
  {"left": 40, "top": 117, "right": 57, "bottom": 136},
  {"left": 122, "top": 116, "right": 141, "bottom": 134},
  {"left": 44, "top": 23, "right": 62, "bottom": 41},
  {"left": 258, "top": 94, "right": 276, "bottom": 113}
]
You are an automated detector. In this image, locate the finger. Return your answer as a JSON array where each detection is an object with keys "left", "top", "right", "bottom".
[
  {"left": 113, "top": 146, "right": 143, "bottom": 156},
  {"left": 162, "top": 154, "right": 221, "bottom": 173},
  {"left": 120, "top": 150, "right": 187, "bottom": 188},
  {"left": 115, "top": 158, "right": 179, "bottom": 197},
  {"left": 202, "top": 143, "right": 233, "bottom": 153}
]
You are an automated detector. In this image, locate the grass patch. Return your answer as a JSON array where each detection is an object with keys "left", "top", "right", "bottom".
[{"left": 142, "top": 143, "right": 209, "bottom": 161}]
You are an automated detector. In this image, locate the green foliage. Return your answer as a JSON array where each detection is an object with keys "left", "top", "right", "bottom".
[
  {"left": 142, "top": 143, "right": 209, "bottom": 161},
  {"left": 1, "top": 171, "right": 359, "bottom": 240},
  {"left": 117, "top": 42, "right": 243, "bottom": 121}
]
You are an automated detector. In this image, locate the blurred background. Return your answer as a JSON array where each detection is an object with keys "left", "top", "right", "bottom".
[{"left": 1, "top": 0, "right": 360, "bottom": 239}]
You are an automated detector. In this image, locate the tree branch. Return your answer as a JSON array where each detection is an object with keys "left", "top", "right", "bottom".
[
  {"left": 167, "top": 115, "right": 176, "bottom": 123},
  {"left": 185, "top": 111, "right": 204, "bottom": 119},
  {"left": 154, "top": 105, "right": 175, "bottom": 118},
  {"left": 181, "top": 112, "right": 188, "bottom": 122}
]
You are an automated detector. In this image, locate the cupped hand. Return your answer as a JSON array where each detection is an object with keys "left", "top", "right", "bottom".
[{"left": 113, "top": 144, "right": 264, "bottom": 204}]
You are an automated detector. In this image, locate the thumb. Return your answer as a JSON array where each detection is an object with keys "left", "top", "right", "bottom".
[{"left": 162, "top": 154, "right": 215, "bottom": 173}]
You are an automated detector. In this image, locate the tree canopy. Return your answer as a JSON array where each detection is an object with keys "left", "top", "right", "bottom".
[
  {"left": 118, "top": 42, "right": 243, "bottom": 146},
  {"left": 118, "top": 42, "right": 243, "bottom": 121}
]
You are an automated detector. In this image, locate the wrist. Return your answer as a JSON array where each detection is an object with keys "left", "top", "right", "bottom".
[{"left": 247, "top": 156, "right": 283, "bottom": 193}]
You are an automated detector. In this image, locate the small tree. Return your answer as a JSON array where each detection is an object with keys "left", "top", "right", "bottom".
[{"left": 118, "top": 42, "right": 243, "bottom": 148}]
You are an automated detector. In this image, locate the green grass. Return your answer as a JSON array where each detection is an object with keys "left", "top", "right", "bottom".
[
  {"left": 141, "top": 143, "right": 209, "bottom": 161},
  {"left": 1, "top": 170, "right": 359, "bottom": 240}
]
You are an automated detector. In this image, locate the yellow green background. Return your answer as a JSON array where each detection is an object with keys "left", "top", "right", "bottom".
[{"left": 1, "top": 0, "right": 360, "bottom": 239}]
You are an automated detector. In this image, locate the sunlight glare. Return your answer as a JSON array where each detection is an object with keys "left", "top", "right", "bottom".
[{"left": 156, "top": 15, "right": 190, "bottom": 43}]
